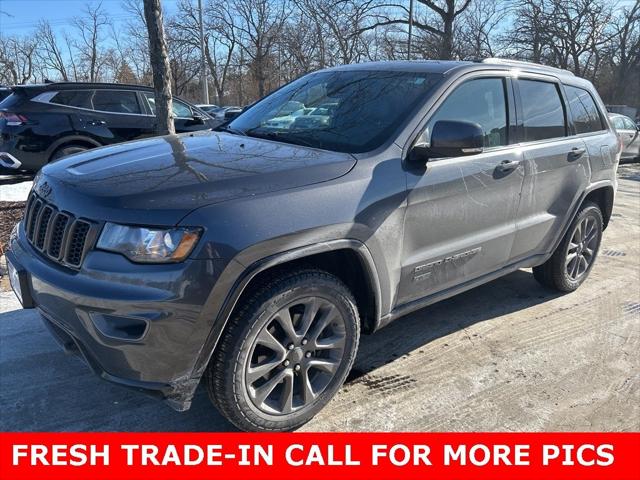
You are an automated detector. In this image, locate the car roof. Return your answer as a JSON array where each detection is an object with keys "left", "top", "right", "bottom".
[
  {"left": 608, "top": 112, "right": 634, "bottom": 121},
  {"left": 324, "top": 58, "right": 579, "bottom": 81},
  {"left": 12, "top": 82, "right": 155, "bottom": 94},
  {"left": 327, "top": 60, "right": 472, "bottom": 75}
]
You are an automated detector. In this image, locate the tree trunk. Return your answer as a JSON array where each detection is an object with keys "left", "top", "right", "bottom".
[
  {"left": 440, "top": 18, "right": 454, "bottom": 60},
  {"left": 143, "top": 0, "right": 175, "bottom": 135}
]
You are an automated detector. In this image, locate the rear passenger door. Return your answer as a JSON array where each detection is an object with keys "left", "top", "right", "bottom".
[
  {"left": 75, "top": 89, "right": 156, "bottom": 144},
  {"left": 510, "top": 77, "right": 591, "bottom": 261}
]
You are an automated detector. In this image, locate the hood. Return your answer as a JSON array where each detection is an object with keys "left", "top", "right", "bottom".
[{"left": 39, "top": 131, "right": 356, "bottom": 225}]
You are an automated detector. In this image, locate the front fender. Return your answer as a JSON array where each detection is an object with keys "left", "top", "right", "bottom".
[{"left": 188, "top": 238, "right": 383, "bottom": 382}]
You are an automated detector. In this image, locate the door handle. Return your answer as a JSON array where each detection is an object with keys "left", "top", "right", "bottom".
[
  {"left": 496, "top": 159, "right": 520, "bottom": 172},
  {"left": 568, "top": 147, "right": 586, "bottom": 160}
]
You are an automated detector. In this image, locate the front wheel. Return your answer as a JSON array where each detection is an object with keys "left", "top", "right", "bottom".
[
  {"left": 533, "top": 201, "right": 603, "bottom": 292},
  {"left": 205, "top": 269, "right": 360, "bottom": 431}
]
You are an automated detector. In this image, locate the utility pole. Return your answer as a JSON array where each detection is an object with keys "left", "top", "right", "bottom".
[
  {"left": 198, "top": 0, "right": 209, "bottom": 104},
  {"left": 408, "top": 0, "right": 413, "bottom": 60}
]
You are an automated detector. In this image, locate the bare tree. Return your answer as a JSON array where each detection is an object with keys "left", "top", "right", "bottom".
[
  {"left": 171, "top": 0, "right": 237, "bottom": 104},
  {"left": 143, "top": 0, "right": 175, "bottom": 135},
  {"left": 35, "top": 21, "right": 69, "bottom": 81},
  {"left": 0, "top": 36, "right": 36, "bottom": 84},
  {"left": 358, "top": 0, "right": 472, "bottom": 60},
  {"left": 500, "top": 0, "right": 550, "bottom": 63},
  {"left": 546, "top": 0, "right": 615, "bottom": 76},
  {"left": 72, "top": 2, "right": 111, "bottom": 81},
  {"left": 233, "top": 0, "right": 289, "bottom": 97},
  {"left": 457, "top": 0, "right": 509, "bottom": 59},
  {"left": 608, "top": 0, "right": 640, "bottom": 103}
]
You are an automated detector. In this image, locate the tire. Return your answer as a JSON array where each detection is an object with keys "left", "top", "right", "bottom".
[
  {"left": 50, "top": 145, "right": 89, "bottom": 162},
  {"left": 205, "top": 268, "right": 360, "bottom": 432},
  {"left": 533, "top": 201, "right": 603, "bottom": 292}
]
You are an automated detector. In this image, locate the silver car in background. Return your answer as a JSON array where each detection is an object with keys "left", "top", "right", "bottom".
[{"left": 609, "top": 113, "right": 640, "bottom": 162}]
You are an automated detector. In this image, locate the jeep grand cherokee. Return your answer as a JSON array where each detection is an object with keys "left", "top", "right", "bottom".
[{"left": 7, "top": 59, "right": 619, "bottom": 431}]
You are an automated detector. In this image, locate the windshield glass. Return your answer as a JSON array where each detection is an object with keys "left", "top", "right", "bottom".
[{"left": 228, "top": 70, "right": 443, "bottom": 153}]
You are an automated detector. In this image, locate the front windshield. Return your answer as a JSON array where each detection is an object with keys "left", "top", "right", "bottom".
[{"left": 228, "top": 70, "right": 443, "bottom": 153}]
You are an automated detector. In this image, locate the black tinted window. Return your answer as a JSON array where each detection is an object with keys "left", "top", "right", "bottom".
[
  {"left": 228, "top": 70, "right": 443, "bottom": 153},
  {"left": 92, "top": 90, "right": 141, "bottom": 114},
  {"left": 427, "top": 78, "right": 508, "bottom": 148},
  {"left": 51, "top": 90, "right": 92, "bottom": 108},
  {"left": 519, "top": 80, "right": 566, "bottom": 141},
  {"left": 565, "top": 85, "right": 603, "bottom": 134}
]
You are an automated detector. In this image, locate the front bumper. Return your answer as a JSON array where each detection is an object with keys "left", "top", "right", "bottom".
[{"left": 7, "top": 228, "right": 227, "bottom": 411}]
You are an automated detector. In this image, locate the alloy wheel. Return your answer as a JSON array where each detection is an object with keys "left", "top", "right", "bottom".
[
  {"left": 245, "top": 297, "right": 347, "bottom": 415},
  {"left": 565, "top": 216, "right": 598, "bottom": 281}
]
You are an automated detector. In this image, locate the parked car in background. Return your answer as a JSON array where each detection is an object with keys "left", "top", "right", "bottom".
[
  {"left": 213, "top": 106, "right": 243, "bottom": 122},
  {"left": 0, "top": 82, "right": 217, "bottom": 172},
  {"left": 7, "top": 59, "right": 620, "bottom": 432},
  {"left": 196, "top": 104, "right": 219, "bottom": 115},
  {"left": 609, "top": 113, "right": 640, "bottom": 162}
]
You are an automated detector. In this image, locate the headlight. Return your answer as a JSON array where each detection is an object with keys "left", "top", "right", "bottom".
[{"left": 97, "top": 223, "right": 202, "bottom": 263}]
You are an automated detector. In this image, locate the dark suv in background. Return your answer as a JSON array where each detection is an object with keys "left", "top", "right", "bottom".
[
  {"left": 0, "top": 82, "right": 216, "bottom": 171},
  {"left": 7, "top": 59, "right": 619, "bottom": 431}
]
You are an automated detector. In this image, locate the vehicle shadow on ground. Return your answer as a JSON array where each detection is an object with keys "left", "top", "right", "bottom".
[
  {"left": 346, "top": 269, "right": 562, "bottom": 383},
  {"left": 0, "top": 269, "right": 561, "bottom": 432}
]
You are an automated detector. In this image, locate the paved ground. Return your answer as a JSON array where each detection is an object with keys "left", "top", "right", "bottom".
[{"left": 1, "top": 164, "right": 638, "bottom": 432}]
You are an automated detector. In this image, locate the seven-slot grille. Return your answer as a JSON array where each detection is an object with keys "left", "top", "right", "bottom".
[{"left": 24, "top": 193, "right": 96, "bottom": 269}]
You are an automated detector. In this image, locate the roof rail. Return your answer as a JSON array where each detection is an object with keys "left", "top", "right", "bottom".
[{"left": 480, "top": 58, "right": 575, "bottom": 76}]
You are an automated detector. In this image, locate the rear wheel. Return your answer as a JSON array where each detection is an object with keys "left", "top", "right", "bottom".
[
  {"left": 205, "top": 269, "right": 360, "bottom": 431},
  {"left": 50, "top": 144, "right": 89, "bottom": 162},
  {"left": 533, "top": 202, "right": 603, "bottom": 292}
]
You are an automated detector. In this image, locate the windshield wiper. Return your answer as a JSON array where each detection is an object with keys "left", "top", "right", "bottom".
[
  {"left": 244, "top": 129, "right": 318, "bottom": 149},
  {"left": 214, "top": 125, "right": 247, "bottom": 136}
]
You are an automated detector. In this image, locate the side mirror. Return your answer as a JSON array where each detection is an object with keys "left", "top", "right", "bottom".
[
  {"left": 225, "top": 110, "right": 241, "bottom": 121},
  {"left": 410, "top": 120, "right": 484, "bottom": 163},
  {"left": 191, "top": 114, "right": 206, "bottom": 125}
]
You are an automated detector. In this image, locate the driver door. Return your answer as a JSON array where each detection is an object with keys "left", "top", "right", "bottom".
[{"left": 398, "top": 76, "right": 524, "bottom": 306}]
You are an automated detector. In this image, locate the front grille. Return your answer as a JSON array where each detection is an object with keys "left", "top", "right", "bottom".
[{"left": 24, "top": 192, "right": 97, "bottom": 269}]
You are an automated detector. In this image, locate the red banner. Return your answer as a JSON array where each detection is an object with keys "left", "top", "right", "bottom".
[{"left": 1, "top": 432, "right": 638, "bottom": 480}]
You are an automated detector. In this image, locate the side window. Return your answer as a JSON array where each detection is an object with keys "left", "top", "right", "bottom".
[
  {"left": 172, "top": 100, "right": 193, "bottom": 118},
  {"left": 611, "top": 116, "right": 625, "bottom": 130},
  {"left": 92, "top": 90, "right": 141, "bottom": 114},
  {"left": 50, "top": 90, "right": 92, "bottom": 109},
  {"left": 564, "top": 85, "right": 604, "bottom": 134},
  {"left": 426, "top": 78, "right": 508, "bottom": 148},
  {"left": 623, "top": 117, "right": 637, "bottom": 130},
  {"left": 518, "top": 79, "right": 566, "bottom": 141},
  {"left": 144, "top": 92, "right": 192, "bottom": 118}
]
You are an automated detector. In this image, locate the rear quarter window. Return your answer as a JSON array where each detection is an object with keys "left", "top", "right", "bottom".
[
  {"left": 518, "top": 79, "right": 566, "bottom": 141},
  {"left": 50, "top": 90, "right": 93, "bottom": 109},
  {"left": 564, "top": 85, "right": 604, "bottom": 134}
]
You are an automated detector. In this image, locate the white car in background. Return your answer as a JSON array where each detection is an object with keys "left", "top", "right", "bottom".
[{"left": 609, "top": 113, "right": 640, "bottom": 162}]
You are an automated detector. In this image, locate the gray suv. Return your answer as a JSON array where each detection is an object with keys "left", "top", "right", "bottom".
[{"left": 7, "top": 59, "right": 620, "bottom": 431}]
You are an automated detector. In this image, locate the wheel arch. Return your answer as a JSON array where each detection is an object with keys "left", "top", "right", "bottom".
[
  {"left": 191, "top": 240, "right": 382, "bottom": 381},
  {"left": 46, "top": 135, "right": 103, "bottom": 162},
  {"left": 583, "top": 184, "right": 615, "bottom": 230}
]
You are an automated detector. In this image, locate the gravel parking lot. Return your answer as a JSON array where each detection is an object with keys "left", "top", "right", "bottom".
[{"left": 0, "top": 164, "right": 638, "bottom": 432}]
